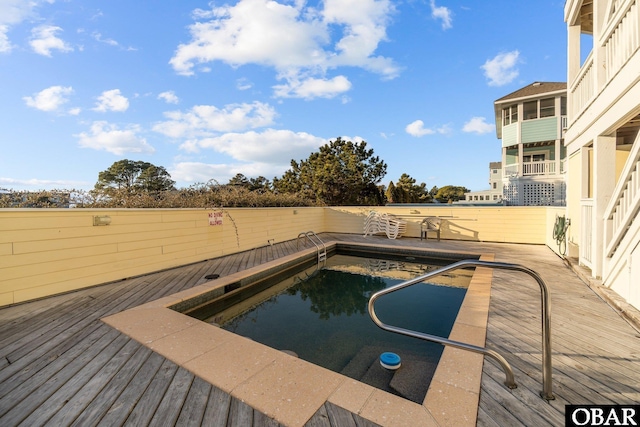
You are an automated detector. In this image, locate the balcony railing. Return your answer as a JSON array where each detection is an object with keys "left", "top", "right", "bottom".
[
  {"left": 569, "top": 0, "right": 638, "bottom": 124},
  {"left": 503, "top": 160, "right": 565, "bottom": 177},
  {"left": 601, "top": 0, "right": 639, "bottom": 82},
  {"left": 581, "top": 199, "right": 594, "bottom": 268},
  {"left": 569, "top": 53, "right": 594, "bottom": 122},
  {"left": 604, "top": 133, "right": 640, "bottom": 258}
]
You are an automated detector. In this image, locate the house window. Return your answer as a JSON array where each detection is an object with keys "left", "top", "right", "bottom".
[
  {"left": 503, "top": 105, "right": 518, "bottom": 125},
  {"left": 493, "top": 182, "right": 497, "bottom": 189},
  {"left": 480, "top": 195, "right": 484, "bottom": 201},
  {"left": 524, "top": 153, "right": 546, "bottom": 162},
  {"left": 523, "top": 101, "right": 538, "bottom": 120},
  {"left": 493, "top": 195, "right": 498, "bottom": 200},
  {"left": 561, "top": 96, "right": 567, "bottom": 116},
  {"left": 540, "top": 98, "right": 555, "bottom": 118},
  {"left": 492, "top": 169, "right": 498, "bottom": 174}
]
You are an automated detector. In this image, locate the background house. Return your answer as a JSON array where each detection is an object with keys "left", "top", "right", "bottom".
[
  {"left": 459, "top": 162, "right": 503, "bottom": 204},
  {"left": 494, "top": 82, "right": 568, "bottom": 206}
]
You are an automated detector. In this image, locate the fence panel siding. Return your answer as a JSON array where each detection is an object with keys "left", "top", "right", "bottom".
[{"left": 1, "top": 206, "right": 547, "bottom": 306}]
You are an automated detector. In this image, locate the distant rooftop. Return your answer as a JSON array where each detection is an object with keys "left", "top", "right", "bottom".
[{"left": 495, "top": 82, "right": 567, "bottom": 103}]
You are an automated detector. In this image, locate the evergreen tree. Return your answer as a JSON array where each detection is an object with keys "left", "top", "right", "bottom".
[
  {"left": 273, "top": 137, "right": 387, "bottom": 206},
  {"left": 94, "top": 160, "right": 175, "bottom": 194}
]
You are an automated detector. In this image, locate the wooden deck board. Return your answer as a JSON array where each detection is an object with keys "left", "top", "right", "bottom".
[
  {"left": 96, "top": 351, "right": 167, "bottom": 427},
  {"left": 0, "top": 321, "right": 106, "bottom": 396},
  {"left": 148, "top": 367, "right": 195, "bottom": 426},
  {"left": 1, "top": 235, "right": 639, "bottom": 426},
  {"left": 201, "top": 386, "right": 232, "bottom": 427},
  {"left": 0, "top": 328, "right": 123, "bottom": 424},
  {"left": 68, "top": 344, "right": 153, "bottom": 426},
  {"left": 227, "top": 398, "right": 253, "bottom": 427},
  {"left": 174, "top": 376, "right": 212, "bottom": 426},
  {"left": 118, "top": 358, "right": 179, "bottom": 427},
  {"left": 11, "top": 330, "right": 129, "bottom": 427}
]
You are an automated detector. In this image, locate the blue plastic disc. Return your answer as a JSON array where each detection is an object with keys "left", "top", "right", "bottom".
[{"left": 380, "top": 352, "right": 401, "bottom": 370}]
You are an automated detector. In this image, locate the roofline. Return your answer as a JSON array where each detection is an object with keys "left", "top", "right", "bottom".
[{"left": 494, "top": 88, "right": 567, "bottom": 106}]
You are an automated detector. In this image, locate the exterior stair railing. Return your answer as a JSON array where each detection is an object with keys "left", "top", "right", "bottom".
[{"left": 368, "top": 259, "right": 555, "bottom": 400}]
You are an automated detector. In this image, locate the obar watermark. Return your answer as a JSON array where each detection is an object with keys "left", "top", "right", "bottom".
[{"left": 566, "top": 405, "right": 639, "bottom": 426}]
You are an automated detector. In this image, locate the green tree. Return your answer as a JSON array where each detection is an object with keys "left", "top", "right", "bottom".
[
  {"left": 249, "top": 176, "right": 271, "bottom": 192},
  {"left": 395, "top": 173, "right": 430, "bottom": 203},
  {"left": 429, "top": 186, "right": 439, "bottom": 199},
  {"left": 434, "top": 185, "right": 469, "bottom": 203},
  {"left": 228, "top": 174, "right": 271, "bottom": 193},
  {"left": 94, "top": 160, "right": 175, "bottom": 194},
  {"left": 273, "top": 137, "right": 387, "bottom": 206},
  {"left": 384, "top": 180, "right": 398, "bottom": 204},
  {"left": 137, "top": 165, "right": 176, "bottom": 193},
  {"left": 228, "top": 173, "right": 251, "bottom": 188}
]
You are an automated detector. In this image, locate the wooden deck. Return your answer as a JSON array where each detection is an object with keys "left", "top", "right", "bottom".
[{"left": 1, "top": 234, "right": 639, "bottom": 426}]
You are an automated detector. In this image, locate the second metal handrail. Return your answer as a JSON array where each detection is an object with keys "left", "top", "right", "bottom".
[
  {"left": 297, "top": 231, "right": 327, "bottom": 264},
  {"left": 368, "top": 259, "right": 554, "bottom": 400}
]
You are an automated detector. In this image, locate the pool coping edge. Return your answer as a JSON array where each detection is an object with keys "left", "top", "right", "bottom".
[{"left": 101, "top": 241, "right": 493, "bottom": 427}]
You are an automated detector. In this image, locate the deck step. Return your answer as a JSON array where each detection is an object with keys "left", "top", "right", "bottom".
[
  {"left": 340, "top": 345, "right": 386, "bottom": 380},
  {"left": 340, "top": 346, "right": 438, "bottom": 404},
  {"left": 388, "top": 354, "right": 437, "bottom": 404}
]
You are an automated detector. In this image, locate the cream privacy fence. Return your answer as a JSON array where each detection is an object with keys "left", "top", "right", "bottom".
[{"left": 0, "top": 206, "right": 558, "bottom": 307}]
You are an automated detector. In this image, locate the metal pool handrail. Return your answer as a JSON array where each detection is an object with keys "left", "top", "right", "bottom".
[
  {"left": 296, "top": 231, "right": 327, "bottom": 263},
  {"left": 367, "top": 259, "right": 555, "bottom": 400}
]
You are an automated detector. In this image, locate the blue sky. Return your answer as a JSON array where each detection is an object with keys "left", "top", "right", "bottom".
[{"left": 0, "top": 0, "right": 567, "bottom": 192}]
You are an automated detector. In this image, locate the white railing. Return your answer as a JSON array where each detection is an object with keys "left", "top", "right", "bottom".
[
  {"left": 503, "top": 163, "right": 519, "bottom": 176},
  {"left": 604, "top": 134, "right": 640, "bottom": 258},
  {"left": 503, "top": 161, "right": 563, "bottom": 177},
  {"left": 601, "top": 0, "right": 639, "bottom": 82},
  {"left": 581, "top": 199, "right": 594, "bottom": 268},
  {"left": 523, "top": 160, "right": 558, "bottom": 176},
  {"left": 569, "top": 54, "right": 595, "bottom": 122}
]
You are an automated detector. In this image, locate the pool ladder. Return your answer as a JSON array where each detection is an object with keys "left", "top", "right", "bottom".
[
  {"left": 297, "top": 231, "right": 327, "bottom": 264},
  {"left": 368, "top": 259, "right": 555, "bottom": 401}
]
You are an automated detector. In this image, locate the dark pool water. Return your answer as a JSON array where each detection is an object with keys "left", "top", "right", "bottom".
[{"left": 219, "top": 255, "right": 468, "bottom": 376}]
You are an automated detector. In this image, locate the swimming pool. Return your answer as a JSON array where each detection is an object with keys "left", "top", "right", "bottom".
[
  {"left": 103, "top": 239, "right": 494, "bottom": 425},
  {"left": 180, "top": 246, "right": 475, "bottom": 403}
]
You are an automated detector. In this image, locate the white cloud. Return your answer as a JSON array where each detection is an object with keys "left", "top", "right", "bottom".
[
  {"left": 29, "top": 25, "right": 74, "bottom": 57},
  {"left": 273, "top": 75, "right": 352, "bottom": 99},
  {"left": 91, "top": 31, "right": 136, "bottom": 51},
  {"left": 169, "top": 0, "right": 398, "bottom": 98},
  {"left": 93, "top": 89, "right": 129, "bottom": 112},
  {"left": 236, "top": 78, "right": 253, "bottom": 91},
  {"left": 463, "top": 117, "right": 495, "bottom": 134},
  {"left": 0, "top": 0, "right": 43, "bottom": 53},
  {"left": 482, "top": 50, "right": 520, "bottom": 87},
  {"left": 153, "top": 101, "right": 277, "bottom": 138},
  {"left": 92, "top": 31, "right": 118, "bottom": 46},
  {"left": 76, "top": 121, "right": 154, "bottom": 155},
  {"left": 0, "top": 177, "right": 89, "bottom": 190},
  {"left": 0, "top": 25, "right": 11, "bottom": 53},
  {"left": 158, "top": 91, "right": 179, "bottom": 104},
  {"left": 430, "top": 0, "right": 452, "bottom": 30},
  {"left": 23, "top": 86, "right": 74, "bottom": 112},
  {"left": 183, "top": 129, "right": 326, "bottom": 164},
  {"left": 405, "top": 120, "right": 435, "bottom": 137},
  {"left": 405, "top": 120, "right": 452, "bottom": 137},
  {"left": 170, "top": 129, "right": 328, "bottom": 185},
  {"left": 170, "top": 161, "right": 285, "bottom": 185}
]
